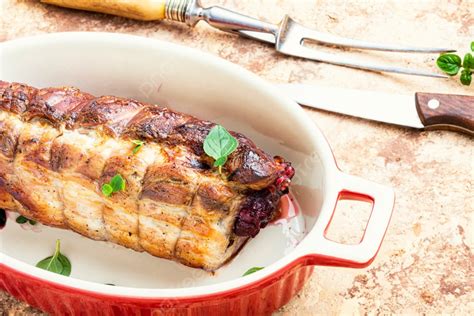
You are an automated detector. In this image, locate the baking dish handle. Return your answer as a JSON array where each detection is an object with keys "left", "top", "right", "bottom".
[{"left": 303, "top": 172, "right": 394, "bottom": 268}]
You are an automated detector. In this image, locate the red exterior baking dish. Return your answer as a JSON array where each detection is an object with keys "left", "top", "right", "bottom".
[{"left": 0, "top": 33, "right": 394, "bottom": 315}]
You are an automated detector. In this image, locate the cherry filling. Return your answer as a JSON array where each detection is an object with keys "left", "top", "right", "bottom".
[{"left": 233, "top": 160, "right": 295, "bottom": 237}]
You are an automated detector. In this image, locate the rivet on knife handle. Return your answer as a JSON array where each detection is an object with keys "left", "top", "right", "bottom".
[{"left": 415, "top": 92, "right": 474, "bottom": 136}]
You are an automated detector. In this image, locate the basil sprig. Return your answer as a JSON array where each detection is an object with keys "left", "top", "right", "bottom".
[
  {"left": 243, "top": 266, "right": 264, "bottom": 276},
  {"left": 16, "top": 215, "right": 36, "bottom": 225},
  {"left": 460, "top": 69, "right": 472, "bottom": 86},
  {"left": 131, "top": 139, "right": 145, "bottom": 154},
  {"left": 462, "top": 52, "right": 474, "bottom": 69},
  {"left": 437, "top": 42, "right": 473, "bottom": 86},
  {"left": 102, "top": 174, "right": 126, "bottom": 197},
  {"left": 36, "top": 239, "right": 71, "bottom": 276},
  {"left": 437, "top": 54, "right": 462, "bottom": 76},
  {"left": 203, "top": 125, "right": 238, "bottom": 174}
]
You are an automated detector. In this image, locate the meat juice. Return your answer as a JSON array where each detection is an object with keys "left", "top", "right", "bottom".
[
  {"left": 271, "top": 194, "right": 299, "bottom": 225},
  {"left": 270, "top": 194, "right": 306, "bottom": 251}
]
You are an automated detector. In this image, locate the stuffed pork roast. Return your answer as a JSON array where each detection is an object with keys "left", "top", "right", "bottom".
[{"left": 0, "top": 81, "right": 294, "bottom": 270}]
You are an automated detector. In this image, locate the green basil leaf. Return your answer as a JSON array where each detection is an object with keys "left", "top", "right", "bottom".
[
  {"left": 213, "top": 156, "right": 228, "bottom": 167},
  {"left": 16, "top": 215, "right": 36, "bottom": 225},
  {"left": 57, "top": 254, "right": 72, "bottom": 276},
  {"left": 203, "top": 125, "right": 238, "bottom": 171},
  {"left": 460, "top": 69, "right": 472, "bottom": 86},
  {"left": 131, "top": 140, "right": 144, "bottom": 154},
  {"left": 16, "top": 215, "right": 28, "bottom": 224},
  {"left": 436, "top": 54, "right": 462, "bottom": 75},
  {"left": 132, "top": 144, "right": 142, "bottom": 154},
  {"left": 110, "top": 174, "right": 126, "bottom": 192},
  {"left": 36, "top": 240, "right": 71, "bottom": 276},
  {"left": 102, "top": 183, "right": 113, "bottom": 197},
  {"left": 36, "top": 255, "right": 64, "bottom": 274},
  {"left": 243, "top": 266, "right": 264, "bottom": 276},
  {"left": 102, "top": 174, "right": 126, "bottom": 197},
  {"left": 471, "top": 41, "right": 474, "bottom": 52},
  {"left": 463, "top": 53, "right": 474, "bottom": 69}
]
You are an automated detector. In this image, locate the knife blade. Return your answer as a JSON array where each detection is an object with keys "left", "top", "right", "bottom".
[{"left": 278, "top": 84, "right": 473, "bottom": 136}]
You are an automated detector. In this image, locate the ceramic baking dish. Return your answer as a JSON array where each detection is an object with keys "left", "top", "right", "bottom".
[{"left": 0, "top": 32, "right": 394, "bottom": 315}]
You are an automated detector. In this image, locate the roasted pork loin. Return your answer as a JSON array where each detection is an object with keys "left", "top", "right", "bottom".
[{"left": 0, "top": 81, "right": 294, "bottom": 270}]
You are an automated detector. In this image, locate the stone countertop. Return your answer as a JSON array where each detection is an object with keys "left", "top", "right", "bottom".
[{"left": 0, "top": 0, "right": 472, "bottom": 314}]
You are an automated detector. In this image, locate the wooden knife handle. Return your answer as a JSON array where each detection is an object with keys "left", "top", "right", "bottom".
[
  {"left": 41, "top": 0, "right": 167, "bottom": 21},
  {"left": 415, "top": 92, "right": 474, "bottom": 136}
]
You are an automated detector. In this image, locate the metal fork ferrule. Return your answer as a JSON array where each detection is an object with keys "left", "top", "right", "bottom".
[{"left": 165, "top": 0, "right": 192, "bottom": 23}]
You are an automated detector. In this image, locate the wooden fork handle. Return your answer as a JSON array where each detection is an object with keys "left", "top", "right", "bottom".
[
  {"left": 415, "top": 92, "right": 474, "bottom": 136},
  {"left": 41, "top": 0, "right": 167, "bottom": 21}
]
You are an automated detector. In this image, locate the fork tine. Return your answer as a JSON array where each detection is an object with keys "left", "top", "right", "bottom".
[
  {"left": 302, "top": 29, "right": 454, "bottom": 53},
  {"left": 284, "top": 16, "right": 454, "bottom": 53},
  {"left": 276, "top": 16, "right": 449, "bottom": 77},
  {"left": 285, "top": 46, "right": 448, "bottom": 78}
]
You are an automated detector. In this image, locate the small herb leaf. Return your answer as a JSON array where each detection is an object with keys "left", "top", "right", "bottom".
[
  {"left": 37, "top": 255, "right": 63, "bottom": 272},
  {"left": 437, "top": 53, "right": 462, "bottom": 76},
  {"left": 110, "top": 174, "right": 126, "bottom": 192},
  {"left": 463, "top": 53, "right": 474, "bottom": 69},
  {"left": 471, "top": 41, "right": 474, "bottom": 52},
  {"left": 16, "top": 215, "right": 28, "bottom": 224},
  {"left": 460, "top": 69, "right": 472, "bottom": 86},
  {"left": 214, "top": 156, "right": 228, "bottom": 167},
  {"left": 243, "top": 266, "right": 264, "bottom": 276},
  {"left": 131, "top": 140, "right": 145, "bottom": 154},
  {"left": 102, "top": 174, "right": 126, "bottom": 197},
  {"left": 203, "top": 125, "right": 238, "bottom": 173},
  {"left": 102, "top": 183, "right": 113, "bottom": 197},
  {"left": 36, "top": 240, "right": 71, "bottom": 276},
  {"left": 16, "top": 215, "right": 37, "bottom": 225},
  {"left": 57, "top": 254, "right": 72, "bottom": 276}
]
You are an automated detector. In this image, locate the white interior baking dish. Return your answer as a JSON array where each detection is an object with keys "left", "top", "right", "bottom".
[{"left": 0, "top": 32, "right": 394, "bottom": 315}]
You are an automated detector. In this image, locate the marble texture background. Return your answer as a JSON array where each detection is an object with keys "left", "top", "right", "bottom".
[{"left": 0, "top": 0, "right": 473, "bottom": 314}]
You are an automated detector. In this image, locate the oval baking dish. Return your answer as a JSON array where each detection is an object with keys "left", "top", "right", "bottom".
[{"left": 0, "top": 32, "right": 394, "bottom": 315}]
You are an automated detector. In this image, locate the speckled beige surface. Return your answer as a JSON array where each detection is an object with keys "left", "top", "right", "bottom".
[{"left": 0, "top": 0, "right": 473, "bottom": 315}]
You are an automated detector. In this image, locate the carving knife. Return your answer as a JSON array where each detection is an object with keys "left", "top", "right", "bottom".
[{"left": 277, "top": 84, "right": 473, "bottom": 136}]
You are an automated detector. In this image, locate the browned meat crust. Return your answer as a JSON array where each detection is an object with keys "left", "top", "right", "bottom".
[
  {"left": 0, "top": 81, "right": 282, "bottom": 188},
  {"left": 0, "top": 81, "right": 294, "bottom": 270}
]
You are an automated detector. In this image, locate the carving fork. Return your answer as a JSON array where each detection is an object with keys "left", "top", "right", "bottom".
[{"left": 42, "top": 0, "right": 455, "bottom": 77}]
